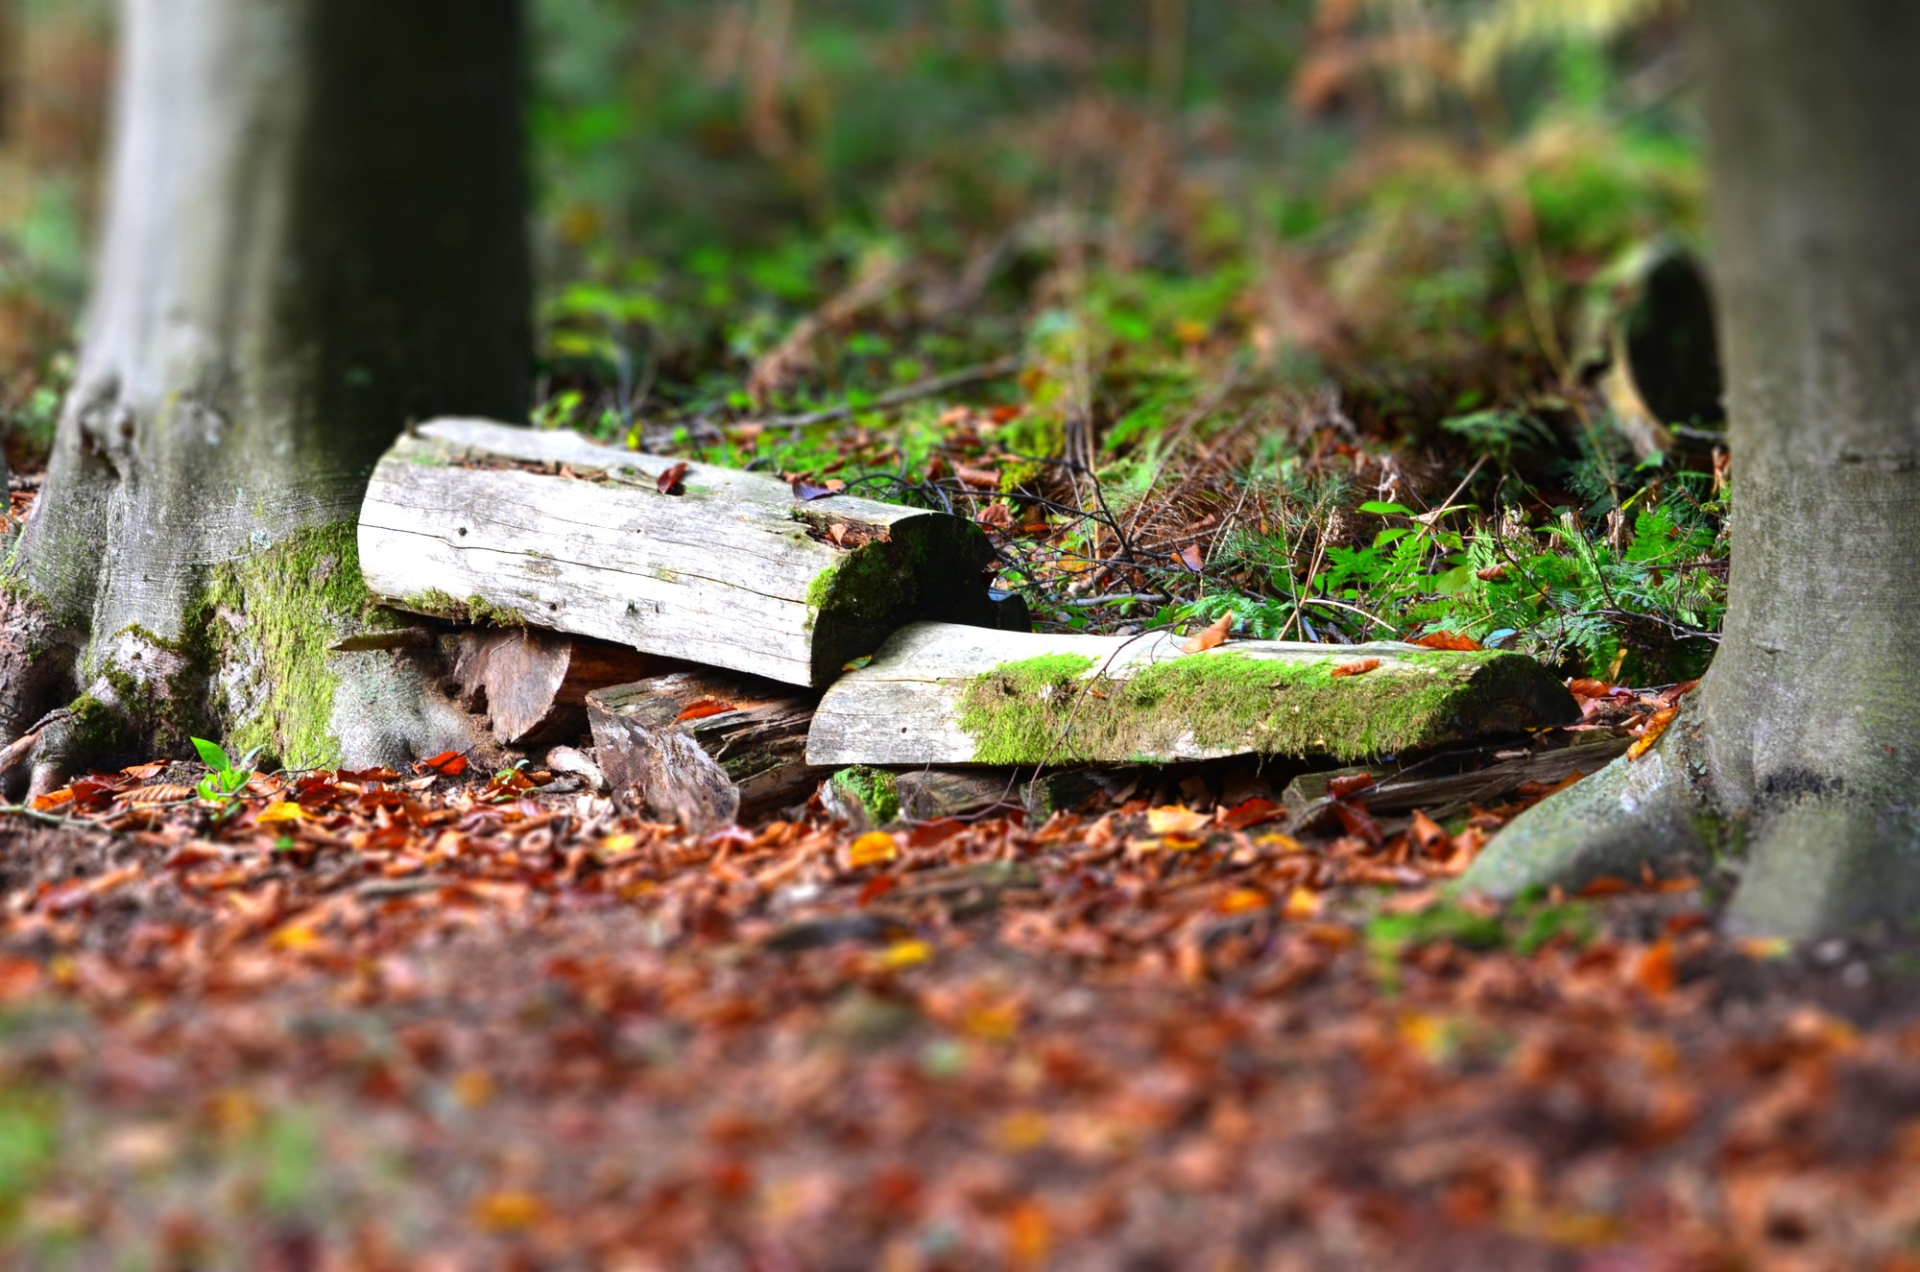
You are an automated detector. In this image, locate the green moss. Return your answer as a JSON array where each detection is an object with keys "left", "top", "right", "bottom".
[
  {"left": 399, "top": 589, "right": 470, "bottom": 620},
  {"left": 957, "top": 649, "right": 1566, "bottom": 764},
  {"left": 832, "top": 766, "right": 901, "bottom": 824},
  {"left": 64, "top": 693, "right": 120, "bottom": 758},
  {"left": 205, "top": 520, "right": 371, "bottom": 769},
  {"left": 465, "top": 595, "right": 526, "bottom": 627}
]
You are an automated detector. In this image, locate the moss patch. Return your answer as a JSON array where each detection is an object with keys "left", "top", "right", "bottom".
[
  {"left": 831, "top": 766, "right": 901, "bottom": 824},
  {"left": 957, "top": 649, "right": 1571, "bottom": 764},
  {"left": 206, "top": 520, "right": 374, "bottom": 769}
]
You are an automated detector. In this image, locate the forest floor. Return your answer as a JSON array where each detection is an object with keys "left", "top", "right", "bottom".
[{"left": 6, "top": 749, "right": 1920, "bottom": 1271}]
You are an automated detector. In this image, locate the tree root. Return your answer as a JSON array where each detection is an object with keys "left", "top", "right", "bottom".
[
  {"left": 1461, "top": 701, "right": 1711, "bottom": 901},
  {"left": 1464, "top": 696, "right": 1920, "bottom": 938}
]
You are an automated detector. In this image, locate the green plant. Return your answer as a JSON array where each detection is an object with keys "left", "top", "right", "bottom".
[{"left": 192, "top": 737, "right": 260, "bottom": 804}]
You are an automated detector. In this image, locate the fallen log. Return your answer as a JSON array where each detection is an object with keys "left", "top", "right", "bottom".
[
  {"left": 449, "top": 627, "right": 666, "bottom": 745},
  {"left": 806, "top": 622, "right": 1580, "bottom": 766},
  {"left": 358, "top": 418, "right": 1015, "bottom": 688},
  {"left": 587, "top": 670, "right": 828, "bottom": 830}
]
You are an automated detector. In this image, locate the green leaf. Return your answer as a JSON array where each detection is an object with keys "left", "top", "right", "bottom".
[
  {"left": 1357, "top": 501, "right": 1413, "bottom": 517},
  {"left": 191, "top": 737, "right": 230, "bottom": 772}
]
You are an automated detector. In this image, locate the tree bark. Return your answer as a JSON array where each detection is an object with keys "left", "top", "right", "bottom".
[
  {"left": 0, "top": 0, "right": 529, "bottom": 791},
  {"left": 1465, "top": 0, "right": 1920, "bottom": 936}
]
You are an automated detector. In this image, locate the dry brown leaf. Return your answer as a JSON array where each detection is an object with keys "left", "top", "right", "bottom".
[
  {"left": 1181, "top": 613, "right": 1232, "bottom": 654},
  {"left": 1330, "top": 657, "right": 1380, "bottom": 678}
]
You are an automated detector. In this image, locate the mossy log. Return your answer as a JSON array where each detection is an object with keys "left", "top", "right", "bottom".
[
  {"left": 358, "top": 419, "right": 1013, "bottom": 688},
  {"left": 586, "top": 670, "right": 828, "bottom": 831},
  {"left": 806, "top": 622, "right": 1580, "bottom": 766}
]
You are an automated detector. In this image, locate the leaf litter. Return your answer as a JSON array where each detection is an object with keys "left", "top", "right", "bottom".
[{"left": 3, "top": 740, "right": 1920, "bottom": 1267}]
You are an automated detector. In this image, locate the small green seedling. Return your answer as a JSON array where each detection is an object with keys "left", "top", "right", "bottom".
[{"left": 192, "top": 737, "right": 261, "bottom": 804}]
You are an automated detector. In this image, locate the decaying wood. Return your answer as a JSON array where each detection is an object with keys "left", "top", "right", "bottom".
[
  {"left": 449, "top": 627, "right": 665, "bottom": 745},
  {"left": 587, "top": 670, "right": 828, "bottom": 830},
  {"left": 358, "top": 418, "right": 1017, "bottom": 687},
  {"left": 824, "top": 765, "right": 1103, "bottom": 827},
  {"left": 807, "top": 622, "right": 1580, "bottom": 766},
  {"left": 1282, "top": 732, "right": 1634, "bottom": 826}
]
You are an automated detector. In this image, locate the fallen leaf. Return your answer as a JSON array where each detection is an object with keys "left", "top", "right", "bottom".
[
  {"left": 1146, "top": 805, "right": 1209, "bottom": 836},
  {"left": 1408, "top": 808, "right": 1448, "bottom": 855},
  {"left": 1475, "top": 563, "right": 1509, "bottom": 581},
  {"left": 255, "top": 801, "right": 307, "bottom": 824},
  {"left": 955, "top": 465, "right": 1000, "bottom": 488},
  {"left": 841, "top": 655, "right": 874, "bottom": 672},
  {"left": 1566, "top": 678, "right": 1617, "bottom": 699},
  {"left": 1411, "top": 631, "right": 1480, "bottom": 651},
  {"left": 975, "top": 502, "right": 1014, "bottom": 529},
  {"left": 1282, "top": 887, "right": 1321, "bottom": 919},
  {"left": 870, "top": 938, "right": 932, "bottom": 970},
  {"left": 30, "top": 788, "right": 75, "bottom": 811},
  {"left": 845, "top": 831, "right": 899, "bottom": 868},
  {"left": 1220, "top": 798, "right": 1283, "bottom": 830},
  {"left": 1176, "top": 543, "right": 1206, "bottom": 573},
  {"left": 674, "top": 699, "right": 736, "bottom": 723},
  {"left": 1181, "top": 613, "right": 1232, "bottom": 654},
  {"left": 1634, "top": 938, "right": 1678, "bottom": 996},
  {"left": 472, "top": 1191, "right": 546, "bottom": 1232},
  {"left": 1327, "top": 773, "right": 1375, "bottom": 799},
  {"left": 656, "top": 460, "right": 689, "bottom": 494},
  {"left": 417, "top": 751, "right": 468, "bottom": 777},
  {"left": 790, "top": 479, "right": 840, "bottom": 501},
  {"left": 1219, "top": 888, "right": 1269, "bottom": 914},
  {"left": 1627, "top": 707, "right": 1678, "bottom": 760},
  {"left": 1331, "top": 658, "right": 1381, "bottom": 677},
  {"left": 120, "top": 761, "right": 167, "bottom": 780},
  {"left": 129, "top": 784, "right": 193, "bottom": 806}
]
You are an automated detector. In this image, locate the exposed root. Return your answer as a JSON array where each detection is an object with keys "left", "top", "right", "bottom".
[
  {"left": 1726, "top": 800, "right": 1920, "bottom": 939},
  {"left": 1461, "top": 700, "right": 1711, "bottom": 899}
]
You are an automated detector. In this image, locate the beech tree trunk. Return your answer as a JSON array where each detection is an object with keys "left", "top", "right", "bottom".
[
  {"left": 0, "top": 0, "right": 528, "bottom": 792},
  {"left": 1465, "top": 0, "right": 1920, "bottom": 936}
]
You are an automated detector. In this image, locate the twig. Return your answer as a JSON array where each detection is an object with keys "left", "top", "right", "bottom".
[{"left": 762, "top": 356, "right": 1024, "bottom": 431}]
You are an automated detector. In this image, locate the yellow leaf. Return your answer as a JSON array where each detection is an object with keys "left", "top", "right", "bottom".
[
  {"left": 1255, "top": 831, "right": 1307, "bottom": 854},
  {"left": 471, "top": 1190, "right": 545, "bottom": 1232},
  {"left": 845, "top": 831, "right": 899, "bottom": 868},
  {"left": 1282, "top": 887, "right": 1321, "bottom": 920},
  {"left": 270, "top": 923, "right": 324, "bottom": 951},
  {"left": 1219, "top": 888, "right": 1269, "bottom": 914},
  {"left": 1146, "top": 805, "right": 1208, "bottom": 836},
  {"left": 451, "top": 1069, "right": 495, "bottom": 1109},
  {"left": 595, "top": 832, "right": 641, "bottom": 861},
  {"left": 994, "top": 1110, "right": 1050, "bottom": 1152},
  {"left": 255, "top": 801, "right": 306, "bottom": 824},
  {"left": 870, "top": 938, "right": 931, "bottom": 970}
]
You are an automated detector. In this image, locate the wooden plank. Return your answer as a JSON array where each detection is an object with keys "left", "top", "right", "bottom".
[
  {"left": 587, "top": 670, "right": 828, "bottom": 831},
  {"left": 806, "top": 622, "right": 1581, "bottom": 766},
  {"left": 448, "top": 628, "right": 666, "bottom": 745},
  {"left": 358, "top": 418, "right": 1013, "bottom": 688},
  {"left": 1281, "top": 732, "right": 1634, "bottom": 826}
]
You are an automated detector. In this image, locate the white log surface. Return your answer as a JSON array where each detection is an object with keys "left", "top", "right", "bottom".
[
  {"left": 806, "top": 622, "right": 1579, "bottom": 765},
  {"left": 358, "top": 419, "right": 1000, "bottom": 687}
]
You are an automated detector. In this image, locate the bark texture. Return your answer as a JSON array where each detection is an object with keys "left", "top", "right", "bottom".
[
  {"left": 1465, "top": 0, "right": 1920, "bottom": 936},
  {"left": 0, "top": 0, "right": 529, "bottom": 789}
]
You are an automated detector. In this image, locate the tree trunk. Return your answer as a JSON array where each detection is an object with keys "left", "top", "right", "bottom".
[
  {"left": 0, "top": 0, "right": 528, "bottom": 792},
  {"left": 1464, "top": 0, "right": 1920, "bottom": 936}
]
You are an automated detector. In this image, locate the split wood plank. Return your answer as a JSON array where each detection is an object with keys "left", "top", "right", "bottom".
[
  {"left": 587, "top": 669, "right": 828, "bottom": 831},
  {"left": 1280, "top": 732, "right": 1633, "bottom": 826},
  {"left": 806, "top": 622, "right": 1581, "bottom": 766},
  {"left": 358, "top": 418, "right": 1014, "bottom": 688},
  {"left": 449, "top": 628, "right": 667, "bottom": 745}
]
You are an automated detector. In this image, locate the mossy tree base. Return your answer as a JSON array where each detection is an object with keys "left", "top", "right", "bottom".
[{"left": 0, "top": 0, "right": 527, "bottom": 794}]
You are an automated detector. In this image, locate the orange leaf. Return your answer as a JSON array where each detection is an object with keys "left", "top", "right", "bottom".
[
  {"left": 1634, "top": 938, "right": 1677, "bottom": 996},
  {"left": 1627, "top": 707, "right": 1678, "bottom": 760},
  {"left": 1566, "top": 678, "right": 1616, "bottom": 699},
  {"left": 655, "top": 460, "right": 689, "bottom": 494},
  {"left": 1411, "top": 631, "right": 1480, "bottom": 651},
  {"left": 129, "top": 784, "right": 193, "bottom": 806},
  {"left": 1175, "top": 543, "right": 1205, "bottom": 573},
  {"left": 255, "top": 801, "right": 307, "bottom": 824},
  {"left": 1220, "top": 797, "right": 1283, "bottom": 830},
  {"left": 1327, "top": 773, "right": 1375, "bottom": 799},
  {"left": 1330, "top": 657, "right": 1380, "bottom": 678},
  {"left": 417, "top": 751, "right": 468, "bottom": 777},
  {"left": 30, "top": 788, "right": 75, "bottom": 811},
  {"left": 674, "top": 699, "right": 736, "bottom": 723},
  {"left": 1180, "top": 613, "right": 1232, "bottom": 654},
  {"left": 1408, "top": 808, "right": 1448, "bottom": 854}
]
